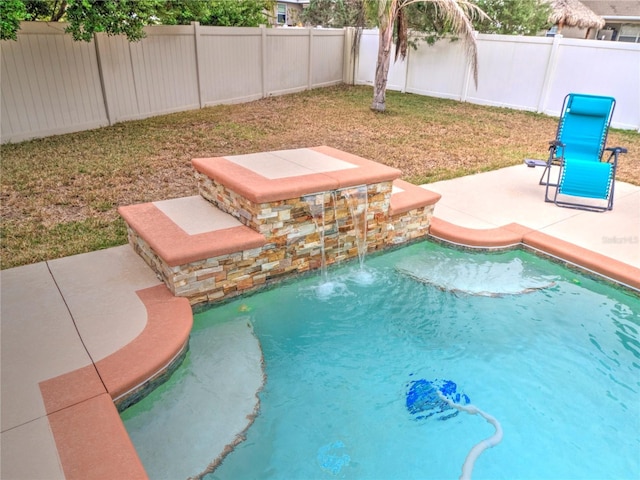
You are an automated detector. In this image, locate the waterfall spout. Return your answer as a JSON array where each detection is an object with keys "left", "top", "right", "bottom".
[
  {"left": 342, "top": 185, "right": 368, "bottom": 269},
  {"left": 304, "top": 193, "right": 328, "bottom": 283}
]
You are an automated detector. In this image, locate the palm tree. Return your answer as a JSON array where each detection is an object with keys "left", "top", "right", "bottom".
[{"left": 371, "top": 0, "right": 488, "bottom": 112}]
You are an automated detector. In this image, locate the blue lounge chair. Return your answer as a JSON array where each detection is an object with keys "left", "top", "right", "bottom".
[{"left": 526, "top": 93, "right": 627, "bottom": 212}]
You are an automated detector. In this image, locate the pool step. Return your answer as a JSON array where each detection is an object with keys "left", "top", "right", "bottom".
[
  {"left": 119, "top": 197, "right": 266, "bottom": 268},
  {"left": 119, "top": 197, "right": 273, "bottom": 304},
  {"left": 388, "top": 179, "right": 442, "bottom": 245}
]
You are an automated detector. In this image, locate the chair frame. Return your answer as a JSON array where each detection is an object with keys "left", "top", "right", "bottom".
[{"left": 536, "top": 93, "right": 626, "bottom": 212}]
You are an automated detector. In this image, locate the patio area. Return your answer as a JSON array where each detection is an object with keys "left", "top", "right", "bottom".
[{"left": 1, "top": 161, "right": 639, "bottom": 479}]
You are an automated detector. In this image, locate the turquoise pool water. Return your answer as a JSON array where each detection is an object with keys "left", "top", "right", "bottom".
[{"left": 122, "top": 242, "right": 640, "bottom": 480}]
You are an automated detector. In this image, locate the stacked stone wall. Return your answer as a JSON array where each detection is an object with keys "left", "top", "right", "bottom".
[
  {"left": 387, "top": 205, "right": 437, "bottom": 245},
  {"left": 197, "top": 174, "right": 395, "bottom": 266},
  {"left": 127, "top": 175, "right": 436, "bottom": 305},
  {"left": 129, "top": 226, "right": 315, "bottom": 304}
]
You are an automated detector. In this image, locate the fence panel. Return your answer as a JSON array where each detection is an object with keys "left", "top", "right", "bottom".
[
  {"left": 98, "top": 25, "right": 200, "bottom": 124},
  {"left": 266, "top": 29, "right": 311, "bottom": 96},
  {"left": 94, "top": 34, "right": 139, "bottom": 123},
  {"left": 129, "top": 26, "right": 200, "bottom": 118},
  {"left": 1, "top": 22, "right": 107, "bottom": 143},
  {"left": 355, "top": 29, "right": 640, "bottom": 130},
  {"left": 542, "top": 39, "right": 639, "bottom": 129},
  {"left": 468, "top": 35, "right": 553, "bottom": 111},
  {"left": 1, "top": 23, "right": 346, "bottom": 143},
  {"left": 196, "top": 26, "right": 264, "bottom": 106},
  {"left": 406, "top": 37, "right": 468, "bottom": 100},
  {"left": 310, "top": 29, "right": 345, "bottom": 88}
]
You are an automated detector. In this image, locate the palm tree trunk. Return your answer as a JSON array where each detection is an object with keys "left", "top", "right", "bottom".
[
  {"left": 371, "top": 0, "right": 398, "bottom": 112},
  {"left": 370, "top": 0, "right": 483, "bottom": 112}
]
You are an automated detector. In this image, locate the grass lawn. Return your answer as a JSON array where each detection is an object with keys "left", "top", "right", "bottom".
[{"left": 2, "top": 85, "right": 638, "bottom": 269}]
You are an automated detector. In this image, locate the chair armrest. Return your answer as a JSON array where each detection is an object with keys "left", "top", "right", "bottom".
[
  {"left": 605, "top": 146, "right": 628, "bottom": 154},
  {"left": 603, "top": 146, "right": 626, "bottom": 165},
  {"left": 524, "top": 158, "right": 547, "bottom": 168}
]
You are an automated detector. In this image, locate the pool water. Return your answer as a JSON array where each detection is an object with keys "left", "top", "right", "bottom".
[{"left": 122, "top": 242, "right": 640, "bottom": 480}]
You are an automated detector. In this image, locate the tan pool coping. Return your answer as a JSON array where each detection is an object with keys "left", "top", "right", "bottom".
[
  {"left": 192, "top": 145, "right": 403, "bottom": 203},
  {"left": 2, "top": 162, "right": 639, "bottom": 479}
]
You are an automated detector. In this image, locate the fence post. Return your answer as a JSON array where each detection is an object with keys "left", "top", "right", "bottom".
[
  {"left": 308, "top": 28, "right": 314, "bottom": 90},
  {"left": 192, "top": 22, "right": 205, "bottom": 109},
  {"left": 93, "top": 32, "right": 113, "bottom": 125},
  {"left": 261, "top": 25, "right": 268, "bottom": 98},
  {"left": 537, "top": 34, "right": 563, "bottom": 114}
]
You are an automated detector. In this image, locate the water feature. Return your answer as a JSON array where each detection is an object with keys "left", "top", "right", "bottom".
[
  {"left": 122, "top": 241, "right": 640, "bottom": 480},
  {"left": 304, "top": 187, "right": 373, "bottom": 293},
  {"left": 341, "top": 185, "right": 368, "bottom": 269},
  {"left": 303, "top": 193, "right": 329, "bottom": 283}
]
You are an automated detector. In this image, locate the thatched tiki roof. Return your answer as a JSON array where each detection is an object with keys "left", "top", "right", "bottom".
[{"left": 548, "top": 0, "right": 606, "bottom": 33}]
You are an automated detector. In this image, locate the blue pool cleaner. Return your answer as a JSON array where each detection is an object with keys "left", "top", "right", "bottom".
[
  {"left": 406, "top": 378, "right": 470, "bottom": 421},
  {"left": 406, "top": 378, "right": 503, "bottom": 480}
]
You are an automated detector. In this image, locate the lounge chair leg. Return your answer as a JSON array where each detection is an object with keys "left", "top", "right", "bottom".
[{"left": 538, "top": 166, "right": 549, "bottom": 186}]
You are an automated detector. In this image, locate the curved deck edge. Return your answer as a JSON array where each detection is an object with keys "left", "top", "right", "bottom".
[
  {"left": 429, "top": 216, "right": 640, "bottom": 292},
  {"left": 42, "top": 284, "right": 192, "bottom": 480}
]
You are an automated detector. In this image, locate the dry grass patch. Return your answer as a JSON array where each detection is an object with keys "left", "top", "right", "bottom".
[{"left": 2, "top": 85, "right": 638, "bottom": 268}]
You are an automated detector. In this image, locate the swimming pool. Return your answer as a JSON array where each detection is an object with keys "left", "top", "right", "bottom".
[{"left": 122, "top": 241, "right": 640, "bottom": 479}]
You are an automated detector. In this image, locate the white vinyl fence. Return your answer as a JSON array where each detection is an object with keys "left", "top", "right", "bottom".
[
  {"left": 2, "top": 23, "right": 638, "bottom": 144},
  {"left": 1, "top": 22, "right": 346, "bottom": 143},
  {"left": 355, "top": 30, "right": 640, "bottom": 131}
]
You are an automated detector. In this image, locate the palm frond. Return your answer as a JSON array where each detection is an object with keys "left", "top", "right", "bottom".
[
  {"left": 399, "top": 0, "right": 487, "bottom": 86},
  {"left": 395, "top": 4, "right": 409, "bottom": 61}
]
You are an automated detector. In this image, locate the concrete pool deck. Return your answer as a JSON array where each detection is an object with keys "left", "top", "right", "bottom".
[{"left": 2, "top": 163, "right": 639, "bottom": 479}]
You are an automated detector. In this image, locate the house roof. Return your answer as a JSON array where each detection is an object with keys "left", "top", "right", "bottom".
[
  {"left": 579, "top": 1, "right": 640, "bottom": 17},
  {"left": 547, "top": 0, "right": 606, "bottom": 29}
]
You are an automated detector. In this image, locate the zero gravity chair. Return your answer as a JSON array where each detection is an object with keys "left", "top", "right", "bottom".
[{"left": 526, "top": 93, "right": 627, "bottom": 212}]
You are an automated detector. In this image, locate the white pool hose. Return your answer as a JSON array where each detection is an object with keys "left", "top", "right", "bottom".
[{"left": 438, "top": 392, "right": 503, "bottom": 480}]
